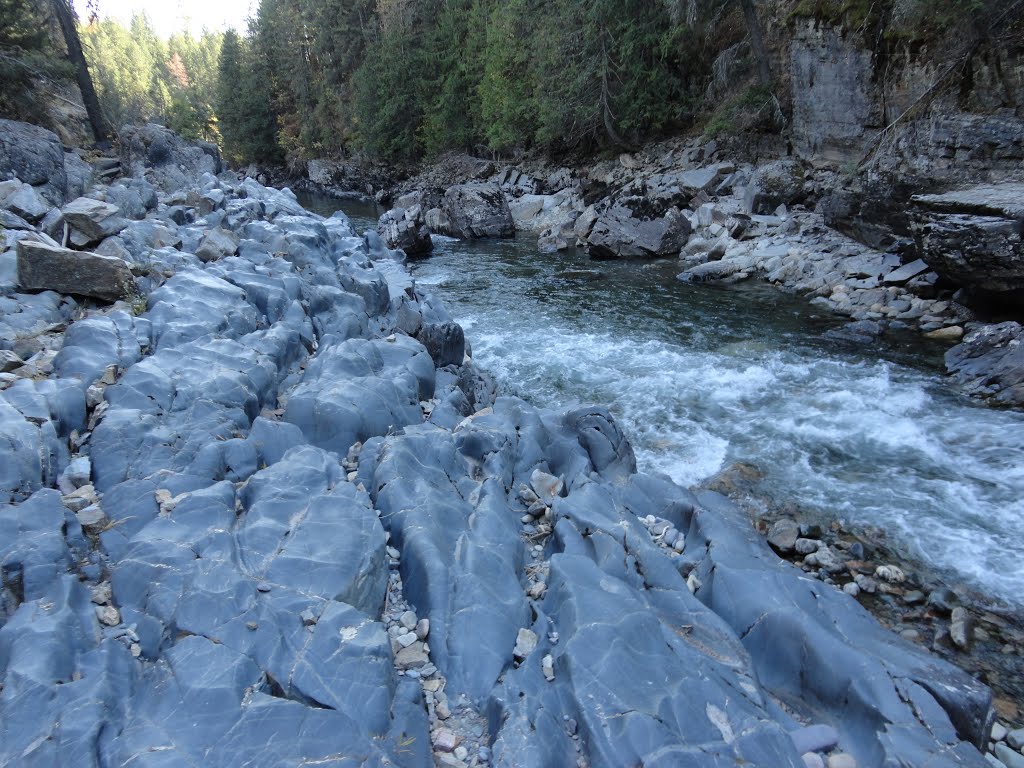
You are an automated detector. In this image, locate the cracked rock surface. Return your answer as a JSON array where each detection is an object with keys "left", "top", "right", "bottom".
[{"left": 0, "top": 143, "right": 995, "bottom": 767}]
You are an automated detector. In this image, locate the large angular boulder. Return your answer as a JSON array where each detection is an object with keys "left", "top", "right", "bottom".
[
  {"left": 744, "top": 159, "right": 806, "bottom": 215},
  {"left": 0, "top": 180, "right": 50, "bottom": 222},
  {"left": 61, "top": 197, "right": 129, "bottom": 246},
  {"left": 119, "top": 122, "right": 222, "bottom": 193},
  {"left": 0, "top": 119, "right": 66, "bottom": 205},
  {"left": 16, "top": 239, "right": 134, "bottom": 301},
  {"left": 945, "top": 321, "right": 1024, "bottom": 407},
  {"left": 585, "top": 201, "right": 691, "bottom": 259},
  {"left": 440, "top": 183, "right": 515, "bottom": 239},
  {"left": 911, "top": 184, "right": 1024, "bottom": 295},
  {"left": 378, "top": 205, "right": 433, "bottom": 257}
]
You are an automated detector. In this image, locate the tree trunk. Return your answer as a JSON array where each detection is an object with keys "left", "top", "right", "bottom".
[
  {"left": 738, "top": 0, "right": 771, "bottom": 85},
  {"left": 51, "top": 0, "right": 108, "bottom": 143}
]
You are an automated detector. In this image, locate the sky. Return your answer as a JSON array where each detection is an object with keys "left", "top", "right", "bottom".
[{"left": 72, "top": 0, "right": 257, "bottom": 36}]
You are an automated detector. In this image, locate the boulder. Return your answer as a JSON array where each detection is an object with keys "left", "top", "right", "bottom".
[
  {"left": 378, "top": 205, "right": 433, "bottom": 257},
  {"left": 16, "top": 239, "right": 135, "bottom": 301},
  {"left": 744, "top": 160, "right": 805, "bottom": 215},
  {"left": 195, "top": 227, "right": 240, "bottom": 263},
  {"left": 61, "top": 197, "right": 129, "bottom": 246},
  {"left": 911, "top": 184, "right": 1024, "bottom": 296},
  {"left": 440, "top": 183, "right": 515, "bottom": 239},
  {"left": 0, "top": 119, "right": 66, "bottom": 205},
  {"left": 586, "top": 202, "right": 691, "bottom": 259},
  {"left": 118, "top": 122, "right": 222, "bottom": 193},
  {"left": 0, "top": 180, "right": 50, "bottom": 222},
  {"left": 945, "top": 321, "right": 1024, "bottom": 407},
  {"left": 507, "top": 191, "right": 581, "bottom": 234}
]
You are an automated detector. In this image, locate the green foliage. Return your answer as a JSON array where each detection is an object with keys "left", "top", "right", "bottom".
[
  {"left": 0, "top": 0, "right": 74, "bottom": 123},
  {"left": 217, "top": 28, "right": 281, "bottom": 165},
  {"left": 81, "top": 13, "right": 223, "bottom": 141}
]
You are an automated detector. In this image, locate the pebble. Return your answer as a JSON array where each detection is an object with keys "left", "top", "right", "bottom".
[
  {"left": 433, "top": 728, "right": 458, "bottom": 752},
  {"left": 416, "top": 618, "right": 430, "bottom": 640},
  {"left": 513, "top": 628, "right": 537, "bottom": 660},
  {"left": 300, "top": 608, "right": 317, "bottom": 627},
  {"left": 256, "top": 582, "right": 272, "bottom": 592},
  {"left": 1007, "top": 728, "right": 1024, "bottom": 751},
  {"left": 802, "top": 754, "right": 826, "bottom": 768},
  {"left": 542, "top": 654, "right": 555, "bottom": 682},
  {"left": 875, "top": 565, "right": 906, "bottom": 583},
  {"left": 96, "top": 605, "right": 120, "bottom": 626},
  {"left": 395, "top": 642, "right": 429, "bottom": 669},
  {"left": 902, "top": 590, "right": 925, "bottom": 605},
  {"left": 399, "top": 610, "right": 418, "bottom": 630},
  {"left": 435, "top": 700, "right": 451, "bottom": 720},
  {"left": 90, "top": 582, "right": 112, "bottom": 605},
  {"left": 397, "top": 631, "right": 418, "bottom": 648},
  {"left": 950, "top": 606, "right": 973, "bottom": 650},
  {"left": 795, "top": 538, "right": 821, "bottom": 555},
  {"left": 992, "top": 722, "right": 1008, "bottom": 742},
  {"left": 986, "top": 754, "right": 1008, "bottom": 768},
  {"left": 842, "top": 582, "right": 860, "bottom": 597},
  {"left": 76, "top": 504, "right": 107, "bottom": 531},
  {"left": 454, "top": 746, "right": 469, "bottom": 761},
  {"left": 995, "top": 744, "right": 1024, "bottom": 768}
]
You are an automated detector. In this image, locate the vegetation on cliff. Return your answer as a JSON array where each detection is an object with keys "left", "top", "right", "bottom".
[{"left": 3, "top": 0, "right": 1018, "bottom": 169}]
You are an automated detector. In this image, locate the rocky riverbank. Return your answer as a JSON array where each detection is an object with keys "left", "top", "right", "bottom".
[
  {"left": 362, "top": 130, "right": 1024, "bottom": 410},
  {"left": 0, "top": 119, "right": 1014, "bottom": 766}
]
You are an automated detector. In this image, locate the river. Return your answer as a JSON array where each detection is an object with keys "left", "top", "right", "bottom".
[{"left": 299, "top": 192, "right": 1024, "bottom": 610}]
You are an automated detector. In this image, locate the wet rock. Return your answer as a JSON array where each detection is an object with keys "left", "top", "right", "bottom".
[
  {"left": 16, "top": 240, "right": 135, "bottom": 302},
  {"left": 946, "top": 322, "right": 1024, "bottom": 407}
]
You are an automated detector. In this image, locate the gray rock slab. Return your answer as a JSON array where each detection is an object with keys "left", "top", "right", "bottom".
[
  {"left": 284, "top": 335, "right": 434, "bottom": 454},
  {"left": 17, "top": 239, "right": 134, "bottom": 301}
]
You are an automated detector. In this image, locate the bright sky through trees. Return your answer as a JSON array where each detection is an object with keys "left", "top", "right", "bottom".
[{"left": 72, "top": 0, "right": 256, "bottom": 36}]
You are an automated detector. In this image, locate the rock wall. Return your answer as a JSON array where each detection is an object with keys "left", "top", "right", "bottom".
[{"left": 788, "top": 19, "right": 1024, "bottom": 176}]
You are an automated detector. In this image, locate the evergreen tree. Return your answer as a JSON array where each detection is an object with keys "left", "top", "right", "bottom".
[{"left": 218, "top": 27, "right": 282, "bottom": 165}]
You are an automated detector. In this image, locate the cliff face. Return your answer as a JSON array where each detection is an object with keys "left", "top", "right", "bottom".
[{"left": 790, "top": 21, "right": 1023, "bottom": 178}]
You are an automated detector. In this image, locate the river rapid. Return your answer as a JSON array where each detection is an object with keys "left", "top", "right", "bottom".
[{"left": 302, "top": 193, "right": 1024, "bottom": 610}]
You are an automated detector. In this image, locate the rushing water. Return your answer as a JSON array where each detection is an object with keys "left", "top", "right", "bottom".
[{"left": 300, "top": 192, "right": 1024, "bottom": 608}]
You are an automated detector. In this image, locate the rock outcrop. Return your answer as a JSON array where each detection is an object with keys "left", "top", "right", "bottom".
[
  {"left": 912, "top": 184, "right": 1024, "bottom": 297},
  {"left": 378, "top": 204, "right": 433, "bottom": 257},
  {"left": 0, "top": 121, "right": 997, "bottom": 768},
  {"left": 945, "top": 322, "right": 1024, "bottom": 407},
  {"left": 118, "top": 122, "right": 222, "bottom": 193},
  {"left": 0, "top": 119, "right": 68, "bottom": 206}
]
